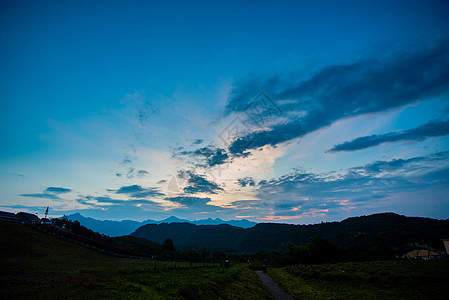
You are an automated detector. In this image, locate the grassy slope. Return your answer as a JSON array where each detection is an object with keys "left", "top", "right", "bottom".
[
  {"left": 1, "top": 222, "right": 273, "bottom": 299},
  {"left": 268, "top": 260, "right": 448, "bottom": 300}
]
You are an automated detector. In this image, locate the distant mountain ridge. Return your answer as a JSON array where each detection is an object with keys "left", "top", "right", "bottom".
[
  {"left": 131, "top": 213, "right": 449, "bottom": 254},
  {"left": 67, "top": 213, "right": 256, "bottom": 237}
]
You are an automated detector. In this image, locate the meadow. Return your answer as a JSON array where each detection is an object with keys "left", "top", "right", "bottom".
[
  {"left": 268, "top": 259, "right": 448, "bottom": 299},
  {"left": 0, "top": 222, "right": 273, "bottom": 299},
  {"left": 2, "top": 221, "right": 447, "bottom": 299}
]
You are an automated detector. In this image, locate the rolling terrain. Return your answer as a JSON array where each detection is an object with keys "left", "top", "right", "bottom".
[
  {"left": 0, "top": 221, "right": 271, "bottom": 299},
  {"left": 131, "top": 213, "right": 449, "bottom": 253}
]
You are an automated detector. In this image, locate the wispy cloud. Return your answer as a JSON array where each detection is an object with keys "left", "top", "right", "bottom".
[
  {"left": 19, "top": 186, "right": 72, "bottom": 200},
  {"left": 328, "top": 119, "right": 449, "bottom": 152},
  {"left": 19, "top": 193, "right": 62, "bottom": 200},
  {"left": 137, "top": 170, "right": 149, "bottom": 178},
  {"left": 114, "top": 185, "right": 165, "bottom": 198},
  {"left": 78, "top": 195, "right": 160, "bottom": 206},
  {"left": 224, "top": 40, "right": 449, "bottom": 156}
]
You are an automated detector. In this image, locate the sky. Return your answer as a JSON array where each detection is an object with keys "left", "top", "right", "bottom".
[{"left": 1, "top": 0, "right": 449, "bottom": 224}]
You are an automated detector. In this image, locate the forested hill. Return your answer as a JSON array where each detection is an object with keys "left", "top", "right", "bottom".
[{"left": 131, "top": 213, "right": 449, "bottom": 254}]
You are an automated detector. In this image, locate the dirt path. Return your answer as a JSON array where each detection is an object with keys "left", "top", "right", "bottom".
[{"left": 255, "top": 271, "right": 295, "bottom": 300}]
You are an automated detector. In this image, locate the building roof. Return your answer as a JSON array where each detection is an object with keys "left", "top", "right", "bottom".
[
  {"left": 402, "top": 249, "right": 440, "bottom": 258},
  {"left": 0, "top": 211, "right": 19, "bottom": 222},
  {"left": 16, "top": 212, "right": 40, "bottom": 223}
]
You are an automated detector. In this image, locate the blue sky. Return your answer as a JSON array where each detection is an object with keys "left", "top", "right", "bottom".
[{"left": 1, "top": 0, "right": 448, "bottom": 223}]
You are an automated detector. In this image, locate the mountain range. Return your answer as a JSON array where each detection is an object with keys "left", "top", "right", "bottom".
[
  {"left": 131, "top": 213, "right": 449, "bottom": 254},
  {"left": 67, "top": 213, "right": 257, "bottom": 237}
]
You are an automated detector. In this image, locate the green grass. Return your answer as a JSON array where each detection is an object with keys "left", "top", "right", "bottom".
[
  {"left": 1, "top": 222, "right": 273, "bottom": 299},
  {"left": 268, "top": 260, "right": 448, "bottom": 299}
]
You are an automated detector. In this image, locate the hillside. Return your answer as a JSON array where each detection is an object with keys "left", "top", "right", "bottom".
[
  {"left": 0, "top": 221, "right": 272, "bottom": 299},
  {"left": 131, "top": 213, "right": 449, "bottom": 254}
]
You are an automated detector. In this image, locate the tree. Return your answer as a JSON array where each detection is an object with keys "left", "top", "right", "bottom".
[
  {"left": 162, "top": 238, "right": 176, "bottom": 252},
  {"left": 162, "top": 238, "right": 176, "bottom": 260}
]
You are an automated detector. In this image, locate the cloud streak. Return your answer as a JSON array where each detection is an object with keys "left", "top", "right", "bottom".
[
  {"left": 114, "top": 185, "right": 165, "bottom": 198},
  {"left": 19, "top": 193, "right": 62, "bottom": 200},
  {"left": 328, "top": 119, "right": 449, "bottom": 152},
  {"left": 19, "top": 186, "right": 73, "bottom": 200}
]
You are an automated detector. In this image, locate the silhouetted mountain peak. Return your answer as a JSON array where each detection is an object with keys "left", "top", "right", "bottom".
[{"left": 66, "top": 213, "right": 257, "bottom": 237}]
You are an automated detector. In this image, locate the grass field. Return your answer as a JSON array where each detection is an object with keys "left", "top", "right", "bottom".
[
  {"left": 268, "top": 259, "right": 448, "bottom": 299},
  {"left": 1, "top": 222, "right": 273, "bottom": 299}
]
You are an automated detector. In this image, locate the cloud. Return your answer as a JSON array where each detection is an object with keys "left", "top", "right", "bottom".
[
  {"left": 76, "top": 195, "right": 162, "bottom": 210},
  {"left": 329, "top": 119, "right": 449, "bottom": 152},
  {"left": 356, "top": 151, "right": 449, "bottom": 174},
  {"left": 173, "top": 145, "right": 229, "bottom": 167},
  {"left": 114, "top": 185, "right": 165, "bottom": 198},
  {"left": 163, "top": 196, "right": 233, "bottom": 217},
  {"left": 237, "top": 177, "right": 256, "bottom": 187},
  {"left": 45, "top": 187, "right": 72, "bottom": 194},
  {"left": 230, "top": 200, "right": 261, "bottom": 209},
  {"left": 192, "top": 139, "right": 203, "bottom": 145},
  {"left": 19, "top": 193, "right": 61, "bottom": 200},
  {"left": 254, "top": 151, "right": 449, "bottom": 219},
  {"left": 137, "top": 170, "right": 149, "bottom": 178},
  {"left": 19, "top": 186, "right": 72, "bottom": 200},
  {"left": 224, "top": 40, "right": 449, "bottom": 155},
  {"left": 181, "top": 171, "right": 223, "bottom": 194},
  {"left": 164, "top": 196, "right": 211, "bottom": 207}
]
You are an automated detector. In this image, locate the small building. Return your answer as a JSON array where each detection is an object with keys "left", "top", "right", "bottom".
[
  {"left": 0, "top": 211, "right": 19, "bottom": 222},
  {"left": 401, "top": 249, "right": 441, "bottom": 260},
  {"left": 16, "top": 212, "right": 40, "bottom": 224},
  {"left": 442, "top": 239, "right": 449, "bottom": 255}
]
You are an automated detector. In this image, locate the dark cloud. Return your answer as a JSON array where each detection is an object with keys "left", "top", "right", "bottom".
[
  {"left": 192, "top": 139, "right": 203, "bottom": 145},
  {"left": 329, "top": 119, "right": 449, "bottom": 152},
  {"left": 237, "top": 177, "right": 256, "bottom": 187},
  {"left": 116, "top": 185, "right": 144, "bottom": 193},
  {"left": 174, "top": 145, "right": 229, "bottom": 168},
  {"left": 182, "top": 171, "right": 223, "bottom": 194},
  {"left": 137, "top": 170, "right": 149, "bottom": 178},
  {"left": 164, "top": 196, "right": 211, "bottom": 207},
  {"left": 157, "top": 179, "right": 167, "bottom": 184},
  {"left": 225, "top": 40, "right": 449, "bottom": 155},
  {"left": 45, "top": 187, "right": 72, "bottom": 194},
  {"left": 115, "top": 185, "right": 165, "bottom": 198},
  {"left": 126, "top": 168, "right": 135, "bottom": 179}
]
